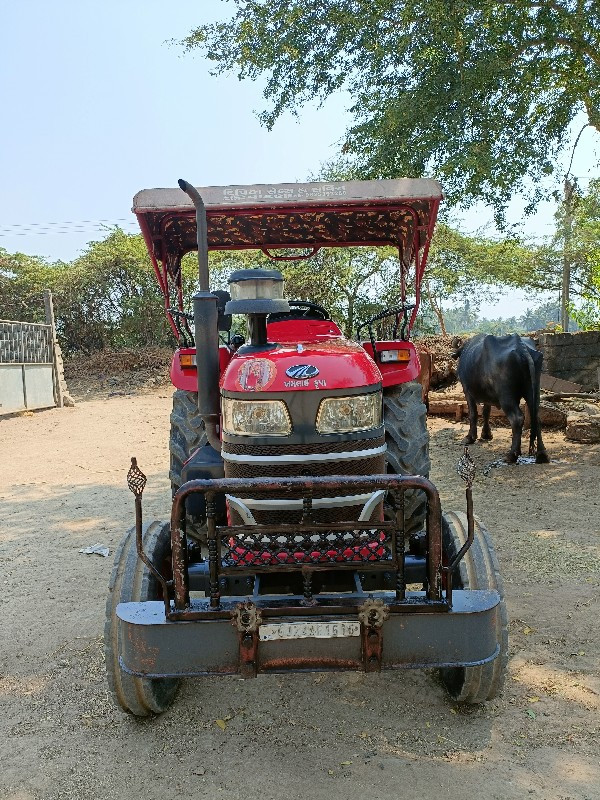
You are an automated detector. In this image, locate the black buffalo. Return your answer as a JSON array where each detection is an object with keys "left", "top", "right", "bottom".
[{"left": 453, "top": 333, "right": 549, "bottom": 464}]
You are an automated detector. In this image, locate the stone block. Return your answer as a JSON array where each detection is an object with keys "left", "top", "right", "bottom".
[{"left": 565, "top": 413, "right": 600, "bottom": 443}]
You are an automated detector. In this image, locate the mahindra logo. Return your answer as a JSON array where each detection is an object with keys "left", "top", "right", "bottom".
[{"left": 285, "top": 364, "right": 320, "bottom": 379}]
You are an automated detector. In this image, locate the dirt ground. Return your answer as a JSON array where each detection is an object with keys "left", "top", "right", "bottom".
[{"left": 1, "top": 385, "right": 599, "bottom": 800}]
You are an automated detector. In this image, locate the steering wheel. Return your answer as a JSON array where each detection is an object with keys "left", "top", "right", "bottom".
[{"left": 283, "top": 300, "right": 331, "bottom": 320}]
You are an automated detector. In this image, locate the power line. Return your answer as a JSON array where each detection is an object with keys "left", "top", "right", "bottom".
[
  {"left": 0, "top": 218, "right": 140, "bottom": 237},
  {"left": 1, "top": 226, "right": 139, "bottom": 235},
  {"left": 0, "top": 218, "right": 133, "bottom": 229}
]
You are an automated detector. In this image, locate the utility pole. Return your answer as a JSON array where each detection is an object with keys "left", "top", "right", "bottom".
[{"left": 560, "top": 176, "right": 575, "bottom": 333}]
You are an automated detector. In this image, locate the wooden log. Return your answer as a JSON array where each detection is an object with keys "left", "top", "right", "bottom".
[
  {"left": 540, "top": 374, "right": 583, "bottom": 393},
  {"left": 417, "top": 350, "right": 433, "bottom": 408},
  {"left": 428, "top": 397, "right": 567, "bottom": 428}
]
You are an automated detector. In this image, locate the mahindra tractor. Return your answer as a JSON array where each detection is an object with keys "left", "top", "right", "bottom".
[{"left": 105, "top": 178, "right": 508, "bottom": 715}]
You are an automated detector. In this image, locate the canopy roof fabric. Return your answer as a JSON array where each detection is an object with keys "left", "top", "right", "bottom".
[{"left": 134, "top": 179, "right": 442, "bottom": 256}]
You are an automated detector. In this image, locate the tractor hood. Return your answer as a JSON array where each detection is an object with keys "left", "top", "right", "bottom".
[{"left": 221, "top": 337, "right": 381, "bottom": 394}]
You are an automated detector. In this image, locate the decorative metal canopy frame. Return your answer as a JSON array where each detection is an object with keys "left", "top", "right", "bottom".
[{"left": 133, "top": 179, "right": 442, "bottom": 342}]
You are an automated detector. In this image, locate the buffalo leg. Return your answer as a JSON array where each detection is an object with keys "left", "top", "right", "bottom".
[
  {"left": 501, "top": 403, "right": 523, "bottom": 463},
  {"left": 462, "top": 394, "right": 478, "bottom": 445},
  {"left": 528, "top": 406, "right": 549, "bottom": 463},
  {"left": 480, "top": 405, "right": 493, "bottom": 440},
  {"left": 526, "top": 393, "right": 550, "bottom": 464},
  {"left": 535, "top": 426, "right": 549, "bottom": 463}
]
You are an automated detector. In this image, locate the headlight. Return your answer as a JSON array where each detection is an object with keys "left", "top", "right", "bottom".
[
  {"left": 229, "top": 269, "right": 286, "bottom": 301},
  {"left": 316, "top": 392, "right": 382, "bottom": 434},
  {"left": 222, "top": 398, "right": 292, "bottom": 436}
]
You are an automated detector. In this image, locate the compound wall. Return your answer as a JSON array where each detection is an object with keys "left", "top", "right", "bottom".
[{"left": 536, "top": 330, "right": 600, "bottom": 389}]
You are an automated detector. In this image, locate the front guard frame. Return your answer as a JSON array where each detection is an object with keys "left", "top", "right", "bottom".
[{"left": 117, "top": 471, "right": 500, "bottom": 678}]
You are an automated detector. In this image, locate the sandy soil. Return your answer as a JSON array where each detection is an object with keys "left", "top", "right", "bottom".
[{"left": 1, "top": 388, "right": 599, "bottom": 800}]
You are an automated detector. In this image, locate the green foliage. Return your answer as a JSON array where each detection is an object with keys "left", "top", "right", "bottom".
[
  {"left": 0, "top": 220, "right": 553, "bottom": 351},
  {"left": 0, "top": 248, "right": 58, "bottom": 323},
  {"left": 535, "top": 177, "right": 600, "bottom": 329},
  {"left": 57, "top": 228, "right": 171, "bottom": 352},
  {"left": 207, "top": 240, "right": 400, "bottom": 339},
  {"left": 3, "top": 198, "right": 592, "bottom": 350},
  {"left": 570, "top": 298, "right": 600, "bottom": 330},
  {"left": 291, "top": 247, "right": 399, "bottom": 337},
  {"left": 440, "top": 299, "right": 564, "bottom": 336},
  {"left": 419, "top": 222, "right": 543, "bottom": 333},
  {"left": 0, "top": 230, "right": 172, "bottom": 354},
  {"left": 567, "top": 178, "right": 600, "bottom": 328},
  {"left": 519, "top": 300, "right": 562, "bottom": 332},
  {"left": 182, "top": 0, "right": 600, "bottom": 221}
]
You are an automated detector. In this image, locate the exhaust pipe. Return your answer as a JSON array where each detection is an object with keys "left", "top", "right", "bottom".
[
  {"left": 177, "top": 179, "right": 209, "bottom": 291},
  {"left": 178, "top": 179, "right": 220, "bottom": 451}
]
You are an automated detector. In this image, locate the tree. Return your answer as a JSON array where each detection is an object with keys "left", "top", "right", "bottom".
[
  {"left": 56, "top": 228, "right": 171, "bottom": 352},
  {"left": 565, "top": 177, "right": 600, "bottom": 328},
  {"left": 522, "top": 177, "right": 600, "bottom": 329},
  {"left": 0, "top": 247, "right": 58, "bottom": 323},
  {"left": 183, "top": 0, "right": 599, "bottom": 221},
  {"left": 206, "top": 232, "right": 401, "bottom": 339},
  {"left": 1, "top": 230, "right": 174, "bottom": 353},
  {"left": 419, "top": 222, "right": 543, "bottom": 333},
  {"left": 518, "top": 300, "right": 562, "bottom": 332}
]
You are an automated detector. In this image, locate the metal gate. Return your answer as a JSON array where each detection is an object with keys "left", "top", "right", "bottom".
[{"left": 0, "top": 320, "right": 56, "bottom": 414}]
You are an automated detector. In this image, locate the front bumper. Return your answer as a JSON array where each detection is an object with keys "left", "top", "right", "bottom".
[{"left": 117, "top": 590, "right": 500, "bottom": 678}]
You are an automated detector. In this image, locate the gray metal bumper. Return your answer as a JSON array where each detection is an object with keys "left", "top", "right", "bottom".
[{"left": 117, "top": 590, "right": 500, "bottom": 678}]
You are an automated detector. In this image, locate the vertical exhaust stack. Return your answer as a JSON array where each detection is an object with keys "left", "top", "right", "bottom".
[{"left": 177, "top": 179, "right": 221, "bottom": 451}]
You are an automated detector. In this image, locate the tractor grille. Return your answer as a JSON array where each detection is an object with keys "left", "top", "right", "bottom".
[
  {"left": 224, "top": 438, "right": 385, "bottom": 526},
  {"left": 245, "top": 504, "right": 381, "bottom": 527},
  {"left": 225, "top": 453, "right": 385, "bottom": 481},
  {"left": 222, "top": 438, "right": 381, "bottom": 457}
]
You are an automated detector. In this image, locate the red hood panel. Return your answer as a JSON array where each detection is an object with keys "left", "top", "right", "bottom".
[{"left": 221, "top": 338, "right": 381, "bottom": 393}]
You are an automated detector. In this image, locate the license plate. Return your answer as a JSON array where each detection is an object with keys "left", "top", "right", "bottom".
[{"left": 259, "top": 620, "right": 361, "bottom": 642}]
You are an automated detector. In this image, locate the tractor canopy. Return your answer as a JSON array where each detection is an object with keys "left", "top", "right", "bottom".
[{"left": 133, "top": 178, "right": 442, "bottom": 339}]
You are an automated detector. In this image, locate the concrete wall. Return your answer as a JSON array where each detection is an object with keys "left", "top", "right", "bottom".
[{"left": 536, "top": 330, "right": 600, "bottom": 389}]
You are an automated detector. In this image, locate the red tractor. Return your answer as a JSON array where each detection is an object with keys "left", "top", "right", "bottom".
[{"left": 105, "top": 178, "right": 507, "bottom": 715}]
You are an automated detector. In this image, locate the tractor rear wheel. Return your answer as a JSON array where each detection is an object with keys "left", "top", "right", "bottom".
[
  {"left": 105, "top": 520, "right": 180, "bottom": 715},
  {"left": 440, "top": 511, "right": 509, "bottom": 703},
  {"left": 169, "top": 389, "right": 207, "bottom": 493},
  {"left": 383, "top": 381, "right": 430, "bottom": 537}
]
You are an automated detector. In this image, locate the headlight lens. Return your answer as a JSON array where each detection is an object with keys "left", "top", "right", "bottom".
[
  {"left": 316, "top": 392, "right": 382, "bottom": 434},
  {"left": 229, "top": 277, "right": 285, "bottom": 301},
  {"left": 222, "top": 398, "right": 292, "bottom": 437}
]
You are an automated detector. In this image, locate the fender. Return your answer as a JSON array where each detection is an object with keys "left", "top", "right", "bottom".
[{"left": 170, "top": 346, "right": 233, "bottom": 392}]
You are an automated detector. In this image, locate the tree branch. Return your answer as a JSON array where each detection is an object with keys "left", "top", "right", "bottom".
[
  {"left": 492, "top": 0, "right": 566, "bottom": 13},
  {"left": 512, "top": 34, "right": 600, "bottom": 68},
  {"left": 423, "top": 280, "right": 447, "bottom": 336}
]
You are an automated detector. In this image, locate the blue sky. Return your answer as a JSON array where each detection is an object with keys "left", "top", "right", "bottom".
[
  {"left": 2, "top": 1, "right": 599, "bottom": 318},
  {"left": 1, "top": 2, "right": 349, "bottom": 258}
]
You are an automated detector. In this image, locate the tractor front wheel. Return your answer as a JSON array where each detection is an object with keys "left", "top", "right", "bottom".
[
  {"left": 440, "top": 511, "right": 509, "bottom": 703},
  {"left": 104, "top": 521, "right": 180, "bottom": 716},
  {"left": 383, "top": 381, "right": 430, "bottom": 537}
]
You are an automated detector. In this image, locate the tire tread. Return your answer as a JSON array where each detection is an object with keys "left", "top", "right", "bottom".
[
  {"left": 440, "top": 511, "right": 509, "bottom": 703},
  {"left": 104, "top": 521, "right": 180, "bottom": 716}
]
